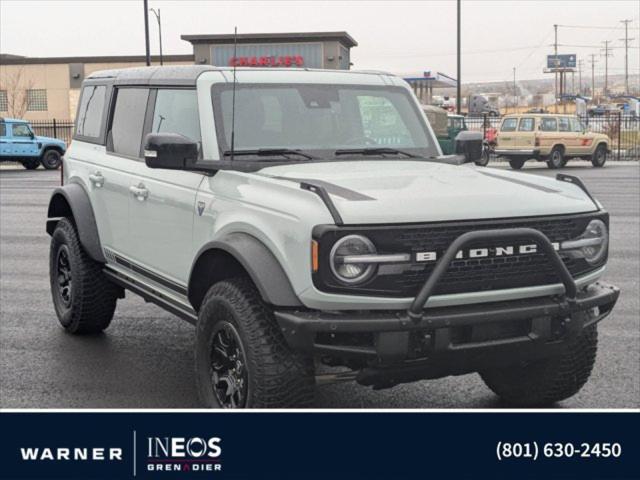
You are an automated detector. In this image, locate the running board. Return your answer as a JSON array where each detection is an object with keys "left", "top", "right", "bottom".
[{"left": 104, "top": 267, "right": 197, "bottom": 325}]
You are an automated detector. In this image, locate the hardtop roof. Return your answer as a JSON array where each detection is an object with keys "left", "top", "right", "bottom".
[{"left": 85, "top": 65, "right": 399, "bottom": 86}]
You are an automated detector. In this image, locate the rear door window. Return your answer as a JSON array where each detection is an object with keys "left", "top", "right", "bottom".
[
  {"left": 109, "top": 88, "right": 149, "bottom": 158},
  {"left": 76, "top": 85, "right": 107, "bottom": 139},
  {"left": 500, "top": 118, "right": 518, "bottom": 131},
  {"left": 540, "top": 117, "right": 557, "bottom": 131},
  {"left": 518, "top": 117, "right": 535, "bottom": 131},
  {"left": 0, "top": 123, "right": 6, "bottom": 137}
]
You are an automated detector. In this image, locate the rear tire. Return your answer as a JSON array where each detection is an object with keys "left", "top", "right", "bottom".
[
  {"left": 49, "top": 218, "right": 120, "bottom": 334},
  {"left": 21, "top": 158, "right": 39, "bottom": 170},
  {"left": 508, "top": 158, "right": 525, "bottom": 170},
  {"left": 195, "top": 278, "right": 315, "bottom": 408},
  {"left": 591, "top": 144, "right": 607, "bottom": 167},
  {"left": 41, "top": 149, "right": 62, "bottom": 170},
  {"left": 546, "top": 146, "right": 566, "bottom": 169},
  {"left": 480, "top": 325, "right": 598, "bottom": 406}
]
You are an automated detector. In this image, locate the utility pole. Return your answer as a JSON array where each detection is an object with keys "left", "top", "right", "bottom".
[
  {"left": 620, "top": 19, "right": 634, "bottom": 95},
  {"left": 554, "top": 24, "right": 558, "bottom": 112},
  {"left": 601, "top": 40, "right": 613, "bottom": 97},
  {"left": 456, "top": 0, "right": 461, "bottom": 114},
  {"left": 513, "top": 67, "right": 517, "bottom": 113},
  {"left": 150, "top": 8, "right": 163, "bottom": 65},
  {"left": 589, "top": 54, "right": 597, "bottom": 99},
  {"left": 578, "top": 59, "right": 583, "bottom": 95},
  {"left": 143, "top": 0, "right": 151, "bottom": 66}
]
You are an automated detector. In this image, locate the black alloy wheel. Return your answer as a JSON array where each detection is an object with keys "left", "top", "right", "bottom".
[
  {"left": 55, "top": 245, "right": 73, "bottom": 308},
  {"left": 210, "top": 321, "right": 249, "bottom": 408}
]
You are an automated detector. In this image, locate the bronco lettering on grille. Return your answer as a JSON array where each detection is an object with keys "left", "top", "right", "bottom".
[{"left": 415, "top": 242, "right": 561, "bottom": 262}]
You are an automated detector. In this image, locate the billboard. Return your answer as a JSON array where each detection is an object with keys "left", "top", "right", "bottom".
[{"left": 547, "top": 54, "right": 577, "bottom": 69}]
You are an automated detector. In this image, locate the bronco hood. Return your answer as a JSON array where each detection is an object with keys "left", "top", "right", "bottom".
[{"left": 259, "top": 160, "right": 598, "bottom": 224}]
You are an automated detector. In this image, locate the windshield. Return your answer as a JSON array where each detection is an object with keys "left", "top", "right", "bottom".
[{"left": 211, "top": 84, "right": 438, "bottom": 158}]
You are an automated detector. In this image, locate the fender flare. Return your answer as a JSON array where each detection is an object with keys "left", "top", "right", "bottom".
[
  {"left": 188, "top": 232, "right": 302, "bottom": 309},
  {"left": 46, "top": 183, "right": 105, "bottom": 263}
]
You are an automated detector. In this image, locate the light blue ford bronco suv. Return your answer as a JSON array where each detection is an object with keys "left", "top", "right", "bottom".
[{"left": 0, "top": 118, "right": 66, "bottom": 170}]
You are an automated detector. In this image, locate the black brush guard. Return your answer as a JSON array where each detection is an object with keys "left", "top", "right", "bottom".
[{"left": 275, "top": 228, "right": 619, "bottom": 372}]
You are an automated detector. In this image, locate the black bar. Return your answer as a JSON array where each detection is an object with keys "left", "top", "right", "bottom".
[
  {"left": 456, "top": 0, "right": 461, "bottom": 115},
  {"left": 408, "top": 228, "right": 578, "bottom": 319},
  {"left": 617, "top": 111, "right": 621, "bottom": 160},
  {"left": 143, "top": 0, "right": 151, "bottom": 66},
  {"left": 300, "top": 182, "right": 344, "bottom": 225}
]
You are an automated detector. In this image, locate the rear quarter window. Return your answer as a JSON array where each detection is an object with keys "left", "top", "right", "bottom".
[
  {"left": 75, "top": 85, "right": 107, "bottom": 141},
  {"left": 500, "top": 118, "right": 518, "bottom": 132}
]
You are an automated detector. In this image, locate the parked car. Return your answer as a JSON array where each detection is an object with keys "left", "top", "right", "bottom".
[
  {"left": 0, "top": 118, "right": 66, "bottom": 170},
  {"left": 422, "top": 106, "right": 484, "bottom": 164},
  {"left": 587, "top": 104, "right": 620, "bottom": 117},
  {"left": 46, "top": 66, "right": 618, "bottom": 408},
  {"left": 495, "top": 114, "right": 610, "bottom": 169}
]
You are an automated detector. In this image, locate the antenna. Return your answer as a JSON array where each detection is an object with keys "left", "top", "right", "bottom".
[{"left": 230, "top": 26, "right": 238, "bottom": 162}]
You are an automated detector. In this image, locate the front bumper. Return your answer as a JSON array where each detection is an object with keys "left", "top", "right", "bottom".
[
  {"left": 495, "top": 148, "right": 541, "bottom": 159},
  {"left": 276, "top": 281, "right": 618, "bottom": 361}
]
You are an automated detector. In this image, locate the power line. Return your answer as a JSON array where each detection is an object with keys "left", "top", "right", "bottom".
[{"left": 556, "top": 24, "right": 627, "bottom": 30}]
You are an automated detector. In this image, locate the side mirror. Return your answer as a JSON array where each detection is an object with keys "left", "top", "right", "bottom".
[
  {"left": 144, "top": 133, "right": 198, "bottom": 170},
  {"left": 453, "top": 130, "right": 483, "bottom": 163}
]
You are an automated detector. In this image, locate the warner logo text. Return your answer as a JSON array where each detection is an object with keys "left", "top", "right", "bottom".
[{"left": 147, "top": 436, "right": 222, "bottom": 472}]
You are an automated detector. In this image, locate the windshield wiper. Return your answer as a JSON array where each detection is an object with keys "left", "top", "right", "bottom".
[
  {"left": 223, "top": 148, "right": 316, "bottom": 160},
  {"left": 334, "top": 147, "right": 419, "bottom": 158}
]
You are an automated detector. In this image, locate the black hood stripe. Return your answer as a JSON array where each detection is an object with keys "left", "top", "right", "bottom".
[
  {"left": 272, "top": 176, "right": 375, "bottom": 201},
  {"left": 478, "top": 170, "right": 561, "bottom": 193}
]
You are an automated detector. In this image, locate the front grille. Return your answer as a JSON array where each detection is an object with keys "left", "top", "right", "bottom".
[{"left": 313, "top": 212, "right": 607, "bottom": 298}]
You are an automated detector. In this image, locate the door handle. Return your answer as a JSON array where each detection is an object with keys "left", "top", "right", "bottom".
[
  {"left": 89, "top": 171, "right": 104, "bottom": 188},
  {"left": 129, "top": 183, "right": 149, "bottom": 201}
]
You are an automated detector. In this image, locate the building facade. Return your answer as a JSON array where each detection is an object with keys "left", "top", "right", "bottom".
[
  {"left": 181, "top": 31, "right": 357, "bottom": 70},
  {"left": 0, "top": 31, "right": 357, "bottom": 122},
  {"left": 0, "top": 54, "right": 192, "bottom": 121}
]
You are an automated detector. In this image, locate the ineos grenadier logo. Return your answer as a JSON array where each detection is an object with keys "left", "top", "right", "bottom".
[{"left": 146, "top": 436, "right": 222, "bottom": 473}]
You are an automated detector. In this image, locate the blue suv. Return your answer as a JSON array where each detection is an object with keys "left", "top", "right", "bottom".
[{"left": 0, "top": 118, "right": 66, "bottom": 170}]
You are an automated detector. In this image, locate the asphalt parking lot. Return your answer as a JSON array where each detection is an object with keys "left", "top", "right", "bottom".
[{"left": 1, "top": 161, "right": 638, "bottom": 408}]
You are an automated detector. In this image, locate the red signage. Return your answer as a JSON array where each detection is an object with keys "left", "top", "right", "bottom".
[{"left": 228, "top": 55, "right": 304, "bottom": 67}]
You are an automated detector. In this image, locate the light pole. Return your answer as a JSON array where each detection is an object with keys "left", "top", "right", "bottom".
[
  {"left": 149, "top": 8, "right": 163, "bottom": 65},
  {"left": 456, "top": 0, "right": 461, "bottom": 114},
  {"left": 143, "top": 0, "right": 151, "bottom": 66}
]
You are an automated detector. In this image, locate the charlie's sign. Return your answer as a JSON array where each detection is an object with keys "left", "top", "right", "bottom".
[{"left": 229, "top": 55, "right": 304, "bottom": 67}]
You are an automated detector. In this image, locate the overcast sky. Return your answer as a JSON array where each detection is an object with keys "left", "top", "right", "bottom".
[{"left": 1, "top": 0, "right": 638, "bottom": 83}]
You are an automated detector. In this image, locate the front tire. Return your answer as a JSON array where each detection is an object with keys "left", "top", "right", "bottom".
[
  {"left": 21, "top": 158, "right": 39, "bottom": 170},
  {"left": 41, "top": 149, "right": 62, "bottom": 170},
  {"left": 480, "top": 325, "right": 598, "bottom": 406},
  {"left": 49, "top": 218, "right": 120, "bottom": 333},
  {"left": 508, "top": 158, "right": 525, "bottom": 170},
  {"left": 591, "top": 144, "right": 608, "bottom": 167},
  {"left": 475, "top": 146, "right": 490, "bottom": 167},
  {"left": 546, "top": 146, "right": 566, "bottom": 169},
  {"left": 195, "top": 278, "right": 315, "bottom": 408}
]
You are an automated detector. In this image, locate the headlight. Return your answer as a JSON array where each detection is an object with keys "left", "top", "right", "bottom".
[
  {"left": 330, "top": 235, "right": 377, "bottom": 284},
  {"left": 561, "top": 219, "right": 608, "bottom": 265}
]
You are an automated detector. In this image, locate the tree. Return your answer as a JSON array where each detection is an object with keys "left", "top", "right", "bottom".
[{"left": 0, "top": 66, "right": 34, "bottom": 118}]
